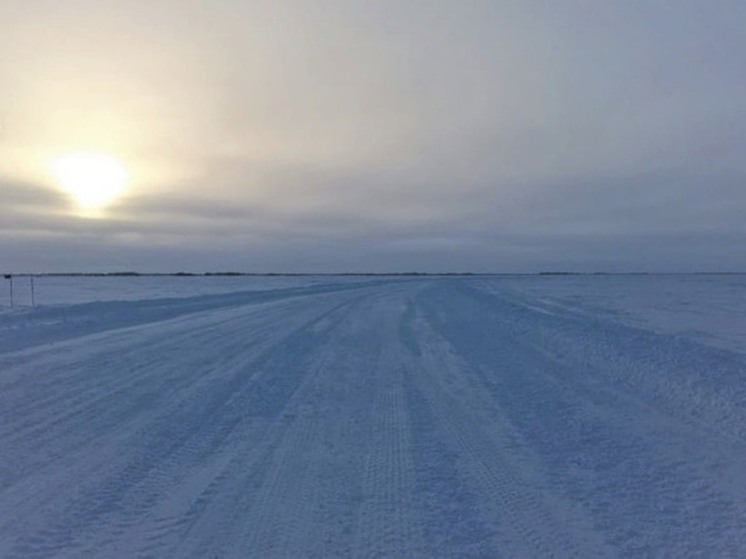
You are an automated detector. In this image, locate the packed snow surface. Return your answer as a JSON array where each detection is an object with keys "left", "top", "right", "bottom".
[{"left": 1, "top": 275, "right": 745, "bottom": 557}]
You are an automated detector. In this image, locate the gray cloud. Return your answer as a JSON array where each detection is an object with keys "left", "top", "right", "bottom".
[{"left": 1, "top": 0, "right": 745, "bottom": 271}]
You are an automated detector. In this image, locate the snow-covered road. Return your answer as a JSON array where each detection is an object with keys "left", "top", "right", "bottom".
[{"left": 1, "top": 278, "right": 745, "bottom": 557}]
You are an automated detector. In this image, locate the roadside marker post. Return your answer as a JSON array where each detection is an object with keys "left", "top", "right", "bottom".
[{"left": 4, "top": 274, "right": 12, "bottom": 308}]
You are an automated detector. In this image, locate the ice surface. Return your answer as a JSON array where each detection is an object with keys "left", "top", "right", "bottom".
[
  {"left": 1, "top": 276, "right": 745, "bottom": 557},
  {"left": 478, "top": 274, "right": 746, "bottom": 353}
]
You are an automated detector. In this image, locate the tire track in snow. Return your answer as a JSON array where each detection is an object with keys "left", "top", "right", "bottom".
[
  {"left": 401, "top": 292, "right": 610, "bottom": 558},
  {"left": 168, "top": 290, "right": 373, "bottom": 558},
  {"left": 353, "top": 294, "right": 425, "bottom": 558},
  {"left": 0, "top": 295, "right": 330, "bottom": 493},
  {"left": 419, "top": 280, "right": 746, "bottom": 557},
  {"left": 110, "top": 291, "right": 373, "bottom": 558},
  {"left": 0, "top": 287, "right": 369, "bottom": 558},
  {"left": 234, "top": 285, "right": 423, "bottom": 558}
]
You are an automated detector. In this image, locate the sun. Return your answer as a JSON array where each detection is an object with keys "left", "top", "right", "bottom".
[{"left": 51, "top": 152, "right": 130, "bottom": 214}]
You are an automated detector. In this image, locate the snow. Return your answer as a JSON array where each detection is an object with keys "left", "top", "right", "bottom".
[
  {"left": 1, "top": 275, "right": 745, "bottom": 557},
  {"left": 477, "top": 274, "right": 746, "bottom": 353},
  {"left": 0, "top": 274, "right": 370, "bottom": 307}
]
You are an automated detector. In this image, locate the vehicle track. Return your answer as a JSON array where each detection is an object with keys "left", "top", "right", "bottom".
[{"left": 1, "top": 278, "right": 745, "bottom": 557}]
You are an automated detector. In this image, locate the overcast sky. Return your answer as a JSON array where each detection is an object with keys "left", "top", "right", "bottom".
[{"left": 2, "top": 0, "right": 745, "bottom": 272}]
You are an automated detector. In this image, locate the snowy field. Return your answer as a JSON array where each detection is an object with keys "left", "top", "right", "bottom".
[
  {"left": 0, "top": 274, "right": 372, "bottom": 307},
  {"left": 1, "top": 275, "right": 745, "bottom": 557}
]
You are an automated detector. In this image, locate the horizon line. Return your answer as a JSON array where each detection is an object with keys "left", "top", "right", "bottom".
[{"left": 4, "top": 271, "right": 745, "bottom": 277}]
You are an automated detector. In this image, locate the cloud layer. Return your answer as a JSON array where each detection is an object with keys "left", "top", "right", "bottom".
[{"left": 2, "top": 1, "right": 745, "bottom": 272}]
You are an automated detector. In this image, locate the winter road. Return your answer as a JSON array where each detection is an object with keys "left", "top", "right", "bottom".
[{"left": 1, "top": 278, "right": 745, "bottom": 557}]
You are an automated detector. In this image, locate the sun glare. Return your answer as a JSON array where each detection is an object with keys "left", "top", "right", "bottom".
[{"left": 51, "top": 152, "right": 129, "bottom": 215}]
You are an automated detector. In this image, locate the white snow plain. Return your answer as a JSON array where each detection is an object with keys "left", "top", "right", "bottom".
[{"left": 1, "top": 275, "right": 745, "bottom": 557}]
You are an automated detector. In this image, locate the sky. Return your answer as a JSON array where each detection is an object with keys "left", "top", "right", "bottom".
[{"left": 1, "top": 0, "right": 745, "bottom": 273}]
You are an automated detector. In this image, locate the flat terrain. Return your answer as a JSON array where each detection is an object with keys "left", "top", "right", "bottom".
[{"left": 1, "top": 276, "right": 745, "bottom": 557}]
